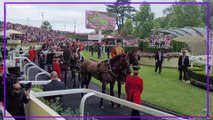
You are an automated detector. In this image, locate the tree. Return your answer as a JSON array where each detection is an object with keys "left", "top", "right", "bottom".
[
  {"left": 201, "top": 0, "right": 213, "bottom": 29},
  {"left": 163, "top": 0, "right": 203, "bottom": 28},
  {"left": 153, "top": 21, "right": 161, "bottom": 31},
  {"left": 41, "top": 21, "right": 52, "bottom": 30},
  {"left": 154, "top": 17, "right": 168, "bottom": 28},
  {"left": 120, "top": 19, "right": 133, "bottom": 37},
  {"left": 106, "top": 0, "right": 135, "bottom": 33},
  {"left": 134, "top": 4, "right": 154, "bottom": 39}
]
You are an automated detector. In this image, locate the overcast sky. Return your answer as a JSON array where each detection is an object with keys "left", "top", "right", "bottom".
[{"left": 0, "top": 0, "right": 204, "bottom": 33}]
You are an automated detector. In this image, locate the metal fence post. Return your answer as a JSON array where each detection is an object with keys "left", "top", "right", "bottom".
[
  {"left": 24, "top": 63, "right": 33, "bottom": 77},
  {"left": 27, "top": 66, "right": 37, "bottom": 80},
  {"left": 35, "top": 71, "right": 49, "bottom": 81},
  {"left": 80, "top": 92, "right": 95, "bottom": 120}
]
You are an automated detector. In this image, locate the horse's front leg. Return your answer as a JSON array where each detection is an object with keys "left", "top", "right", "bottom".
[
  {"left": 100, "top": 82, "right": 107, "bottom": 109},
  {"left": 77, "top": 70, "right": 81, "bottom": 88},
  {"left": 64, "top": 69, "right": 67, "bottom": 87},
  {"left": 72, "top": 69, "right": 76, "bottom": 88},
  {"left": 117, "top": 81, "right": 122, "bottom": 107},
  {"left": 110, "top": 82, "right": 116, "bottom": 108}
]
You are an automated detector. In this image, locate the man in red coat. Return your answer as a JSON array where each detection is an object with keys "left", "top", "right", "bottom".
[
  {"left": 32, "top": 46, "right": 37, "bottom": 62},
  {"left": 28, "top": 46, "right": 34, "bottom": 62},
  {"left": 125, "top": 65, "right": 143, "bottom": 120},
  {"left": 53, "top": 56, "right": 62, "bottom": 80}
]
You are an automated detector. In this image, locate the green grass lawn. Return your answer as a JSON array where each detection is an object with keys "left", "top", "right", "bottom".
[{"left": 82, "top": 51, "right": 213, "bottom": 116}]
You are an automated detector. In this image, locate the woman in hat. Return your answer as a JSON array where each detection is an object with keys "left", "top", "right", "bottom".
[
  {"left": 53, "top": 55, "right": 62, "bottom": 80},
  {"left": 125, "top": 65, "right": 143, "bottom": 120}
]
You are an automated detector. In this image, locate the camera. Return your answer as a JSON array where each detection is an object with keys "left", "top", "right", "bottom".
[{"left": 6, "top": 73, "right": 31, "bottom": 93}]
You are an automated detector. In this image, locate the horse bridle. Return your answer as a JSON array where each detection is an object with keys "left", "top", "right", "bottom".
[
  {"left": 62, "top": 48, "right": 71, "bottom": 64},
  {"left": 108, "top": 54, "right": 130, "bottom": 78},
  {"left": 119, "top": 54, "right": 131, "bottom": 76}
]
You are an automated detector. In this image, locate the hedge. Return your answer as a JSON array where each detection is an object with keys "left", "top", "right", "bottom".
[
  {"left": 190, "top": 71, "right": 213, "bottom": 84},
  {"left": 87, "top": 45, "right": 138, "bottom": 53},
  {"left": 189, "top": 70, "right": 213, "bottom": 91},
  {"left": 188, "top": 67, "right": 202, "bottom": 71}
]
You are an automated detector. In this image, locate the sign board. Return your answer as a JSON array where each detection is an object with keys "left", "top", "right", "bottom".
[
  {"left": 88, "top": 34, "right": 104, "bottom": 41},
  {"left": 86, "top": 10, "right": 116, "bottom": 30}
]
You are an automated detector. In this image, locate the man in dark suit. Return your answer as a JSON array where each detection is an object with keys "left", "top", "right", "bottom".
[
  {"left": 43, "top": 71, "right": 65, "bottom": 102},
  {"left": 155, "top": 50, "right": 164, "bottom": 74},
  {"left": 178, "top": 50, "right": 189, "bottom": 81}
]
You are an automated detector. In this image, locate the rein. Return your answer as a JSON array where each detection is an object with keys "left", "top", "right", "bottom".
[
  {"left": 98, "top": 54, "right": 129, "bottom": 78},
  {"left": 108, "top": 60, "right": 117, "bottom": 77}
]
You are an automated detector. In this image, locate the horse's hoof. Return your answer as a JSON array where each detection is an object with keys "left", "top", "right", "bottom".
[{"left": 100, "top": 106, "right": 104, "bottom": 110}]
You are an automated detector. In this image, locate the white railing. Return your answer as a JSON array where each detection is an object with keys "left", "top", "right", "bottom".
[
  {"left": 12, "top": 56, "right": 50, "bottom": 81},
  {"left": 35, "top": 71, "right": 50, "bottom": 81},
  {"left": 189, "top": 55, "right": 213, "bottom": 66},
  {"left": 8, "top": 50, "right": 28, "bottom": 67},
  {"left": 19, "top": 80, "right": 51, "bottom": 85},
  {"left": 26, "top": 81, "right": 187, "bottom": 120}
]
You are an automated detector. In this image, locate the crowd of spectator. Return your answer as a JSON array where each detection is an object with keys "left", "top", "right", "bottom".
[
  {"left": 0, "top": 21, "right": 71, "bottom": 43},
  {"left": 0, "top": 21, "right": 140, "bottom": 47},
  {"left": 150, "top": 33, "right": 174, "bottom": 49},
  {"left": 124, "top": 39, "right": 138, "bottom": 46}
]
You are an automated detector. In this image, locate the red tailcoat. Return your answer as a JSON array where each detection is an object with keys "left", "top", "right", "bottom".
[
  {"left": 125, "top": 75, "right": 143, "bottom": 104},
  {"left": 33, "top": 49, "right": 37, "bottom": 61},
  {"left": 28, "top": 49, "right": 34, "bottom": 61},
  {"left": 53, "top": 62, "right": 62, "bottom": 80}
]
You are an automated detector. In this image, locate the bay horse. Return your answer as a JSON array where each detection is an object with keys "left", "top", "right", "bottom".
[
  {"left": 80, "top": 54, "right": 132, "bottom": 109},
  {"left": 80, "top": 50, "right": 140, "bottom": 109}
]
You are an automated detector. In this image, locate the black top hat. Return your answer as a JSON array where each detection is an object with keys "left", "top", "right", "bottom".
[
  {"left": 132, "top": 65, "right": 140, "bottom": 71},
  {"left": 117, "top": 39, "right": 122, "bottom": 43},
  {"left": 8, "top": 67, "right": 21, "bottom": 76},
  {"left": 6, "top": 74, "right": 19, "bottom": 87}
]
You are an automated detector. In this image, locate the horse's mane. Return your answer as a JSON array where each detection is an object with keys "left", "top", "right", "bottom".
[
  {"left": 110, "top": 54, "right": 123, "bottom": 64},
  {"left": 89, "top": 59, "right": 98, "bottom": 62}
]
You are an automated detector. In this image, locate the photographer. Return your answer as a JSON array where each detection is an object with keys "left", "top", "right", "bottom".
[{"left": 6, "top": 76, "right": 31, "bottom": 120}]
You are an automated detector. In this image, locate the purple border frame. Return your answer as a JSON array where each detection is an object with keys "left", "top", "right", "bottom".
[{"left": 3, "top": 1, "right": 210, "bottom": 119}]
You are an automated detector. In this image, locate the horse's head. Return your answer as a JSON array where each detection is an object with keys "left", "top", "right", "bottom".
[
  {"left": 71, "top": 47, "right": 81, "bottom": 61},
  {"left": 128, "top": 50, "right": 141, "bottom": 67},
  {"left": 117, "top": 54, "right": 132, "bottom": 82}
]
